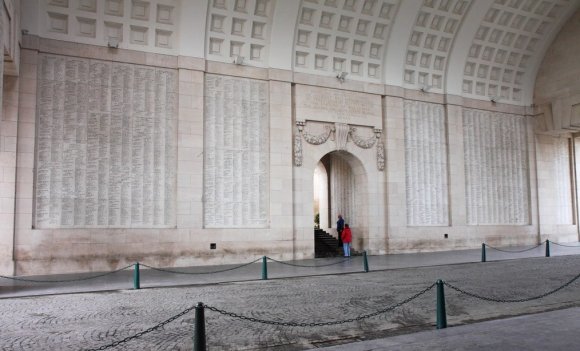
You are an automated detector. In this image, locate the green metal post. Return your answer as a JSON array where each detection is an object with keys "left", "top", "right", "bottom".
[
  {"left": 133, "top": 262, "right": 140, "bottom": 290},
  {"left": 436, "top": 279, "right": 447, "bottom": 329},
  {"left": 363, "top": 251, "right": 369, "bottom": 272},
  {"left": 261, "top": 256, "right": 268, "bottom": 280},
  {"left": 545, "top": 240, "right": 550, "bottom": 257},
  {"left": 193, "top": 302, "right": 206, "bottom": 351},
  {"left": 481, "top": 243, "right": 486, "bottom": 263}
]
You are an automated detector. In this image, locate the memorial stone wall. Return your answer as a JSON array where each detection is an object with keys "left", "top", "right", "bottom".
[
  {"left": 463, "top": 108, "right": 530, "bottom": 225},
  {"left": 34, "top": 54, "right": 177, "bottom": 228},
  {"left": 203, "top": 74, "right": 269, "bottom": 228},
  {"left": 404, "top": 100, "right": 449, "bottom": 226},
  {"left": 552, "top": 138, "right": 573, "bottom": 224}
]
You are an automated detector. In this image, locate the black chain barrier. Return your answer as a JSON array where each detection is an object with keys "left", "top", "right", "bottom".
[
  {"left": 485, "top": 241, "right": 546, "bottom": 253},
  {"left": 205, "top": 282, "right": 436, "bottom": 327},
  {"left": 550, "top": 242, "right": 580, "bottom": 248},
  {"left": 139, "top": 258, "right": 262, "bottom": 275},
  {"left": 0, "top": 264, "right": 133, "bottom": 283},
  {"left": 81, "top": 283, "right": 435, "bottom": 349},
  {"left": 444, "top": 270, "right": 580, "bottom": 303},
  {"left": 85, "top": 304, "right": 197, "bottom": 351},
  {"left": 266, "top": 256, "right": 353, "bottom": 268}
]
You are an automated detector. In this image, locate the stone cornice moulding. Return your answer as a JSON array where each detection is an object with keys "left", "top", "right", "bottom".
[
  {"left": 21, "top": 35, "right": 538, "bottom": 116},
  {"left": 24, "top": 35, "right": 180, "bottom": 69}
]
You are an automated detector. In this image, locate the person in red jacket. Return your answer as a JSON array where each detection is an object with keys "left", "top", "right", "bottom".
[{"left": 341, "top": 224, "right": 352, "bottom": 257}]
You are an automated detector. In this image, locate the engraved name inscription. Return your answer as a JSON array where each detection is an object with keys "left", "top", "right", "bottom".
[
  {"left": 35, "top": 54, "right": 177, "bottom": 228},
  {"left": 404, "top": 101, "right": 449, "bottom": 226},
  {"left": 463, "top": 109, "right": 530, "bottom": 225},
  {"left": 204, "top": 74, "right": 269, "bottom": 228}
]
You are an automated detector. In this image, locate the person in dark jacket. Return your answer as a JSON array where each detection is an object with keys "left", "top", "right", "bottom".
[
  {"left": 336, "top": 214, "right": 344, "bottom": 247},
  {"left": 341, "top": 224, "right": 352, "bottom": 257}
]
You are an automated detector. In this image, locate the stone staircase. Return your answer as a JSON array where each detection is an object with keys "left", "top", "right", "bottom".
[{"left": 314, "top": 228, "right": 360, "bottom": 258}]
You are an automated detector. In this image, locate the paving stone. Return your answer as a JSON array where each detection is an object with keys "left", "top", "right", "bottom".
[{"left": 0, "top": 255, "right": 579, "bottom": 350}]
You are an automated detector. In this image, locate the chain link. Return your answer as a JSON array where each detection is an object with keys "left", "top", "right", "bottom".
[
  {"left": 444, "top": 271, "right": 580, "bottom": 303},
  {"left": 205, "top": 283, "right": 436, "bottom": 327},
  {"left": 266, "top": 256, "right": 353, "bottom": 268},
  {"left": 484, "top": 241, "right": 546, "bottom": 253},
  {"left": 84, "top": 304, "right": 197, "bottom": 351},
  {"left": 139, "top": 258, "right": 262, "bottom": 275},
  {"left": 0, "top": 264, "right": 133, "bottom": 283}
]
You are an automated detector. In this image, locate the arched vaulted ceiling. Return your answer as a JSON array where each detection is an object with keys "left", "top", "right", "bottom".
[{"left": 24, "top": 0, "right": 580, "bottom": 105}]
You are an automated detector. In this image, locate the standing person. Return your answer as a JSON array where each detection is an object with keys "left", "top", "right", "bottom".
[
  {"left": 341, "top": 224, "right": 352, "bottom": 257},
  {"left": 336, "top": 214, "right": 344, "bottom": 248}
]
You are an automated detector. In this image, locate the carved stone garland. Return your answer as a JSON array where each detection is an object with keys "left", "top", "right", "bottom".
[
  {"left": 375, "top": 128, "right": 385, "bottom": 171},
  {"left": 349, "top": 127, "right": 377, "bottom": 149},
  {"left": 303, "top": 125, "right": 333, "bottom": 145},
  {"left": 294, "top": 121, "right": 385, "bottom": 171}
]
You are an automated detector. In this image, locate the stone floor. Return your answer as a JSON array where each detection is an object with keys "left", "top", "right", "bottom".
[
  {"left": 318, "top": 308, "right": 580, "bottom": 351},
  {"left": 2, "top": 241, "right": 579, "bottom": 298},
  {"left": 1, "top": 252, "right": 580, "bottom": 350}
]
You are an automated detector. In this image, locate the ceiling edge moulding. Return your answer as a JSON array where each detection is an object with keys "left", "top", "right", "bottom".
[{"left": 32, "top": 0, "right": 180, "bottom": 55}]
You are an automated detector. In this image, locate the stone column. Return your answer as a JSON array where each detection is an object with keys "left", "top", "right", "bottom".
[
  {"left": 0, "top": 77, "right": 18, "bottom": 275},
  {"left": 269, "top": 79, "right": 294, "bottom": 259},
  {"left": 14, "top": 45, "right": 38, "bottom": 274},
  {"left": 383, "top": 94, "right": 405, "bottom": 254},
  {"left": 176, "top": 65, "right": 204, "bottom": 231},
  {"left": 446, "top": 103, "right": 466, "bottom": 227}
]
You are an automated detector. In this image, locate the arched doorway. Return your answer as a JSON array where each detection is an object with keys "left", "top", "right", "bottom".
[{"left": 313, "top": 151, "right": 368, "bottom": 257}]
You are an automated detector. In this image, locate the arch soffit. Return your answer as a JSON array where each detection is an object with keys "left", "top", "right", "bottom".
[
  {"left": 194, "top": 0, "right": 580, "bottom": 106},
  {"left": 304, "top": 143, "right": 373, "bottom": 178}
]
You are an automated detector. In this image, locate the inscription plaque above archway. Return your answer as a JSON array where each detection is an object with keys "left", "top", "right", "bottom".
[{"left": 295, "top": 85, "right": 382, "bottom": 127}]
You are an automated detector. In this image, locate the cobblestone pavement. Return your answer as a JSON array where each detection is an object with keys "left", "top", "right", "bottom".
[
  {"left": 1, "top": 255, "right": 580, "bottom": 350},
  {"left": 318, "top": 307, "right": 580, "bottom": 351},
  {"left": 2, "top": 243, "right": 580, "bottom": 299}
]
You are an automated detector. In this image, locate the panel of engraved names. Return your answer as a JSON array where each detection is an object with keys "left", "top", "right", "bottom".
[
  {"left": 204, "top": 74, "right": 269, "bottom": 228},
  {"left": 404, "top": 101, "right": 449, "bottom": 226},
  {"left": 463, "top": 109, "right": 530, "bottom": 225},
  {"left": 553, "top": 138, "right": 573, "bottom": 224},
  {"left": 35, "top": 54, "right": 177, "bottom": 228}
]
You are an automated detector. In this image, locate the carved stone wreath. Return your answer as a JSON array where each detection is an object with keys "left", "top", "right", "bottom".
[
  {"left": 293, "top": 121, "right": 385, "bottom": 172},
  {"left": 303, "top": 126, "right": 332, "bottom": 145},
  {"left": 349, "top": 127, "right": 377, "bottom": 149}
]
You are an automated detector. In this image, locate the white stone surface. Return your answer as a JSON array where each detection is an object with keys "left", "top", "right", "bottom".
[
  {"left": 31, "top": 0, "right": 179, "bottom": 54},
  {"left": 34, "top": 54, "right": 177, "bottom": 228},
  {"left": 203, "top": 74, "right": 269, "bottom": 228},
  {"left": 295, "top": 84, "right": 382, "bottom": 127},
  {"left": 463, "top": 108, "right": 530, "bottom": 225},
  {"left": 402, "top": 0, "right": 472, "bottom": 92},
  {"left": 404, "top": 100, "right": 449, "bottom": 226},
  {"left": 7, "top": 4, "right": 580, "bottom": 275},
  {"left": 536, "top": 135, "right": 576, "bottom": 239},
  {"left": 206, "top": 0, "right": 276, "bottom": 67}
]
